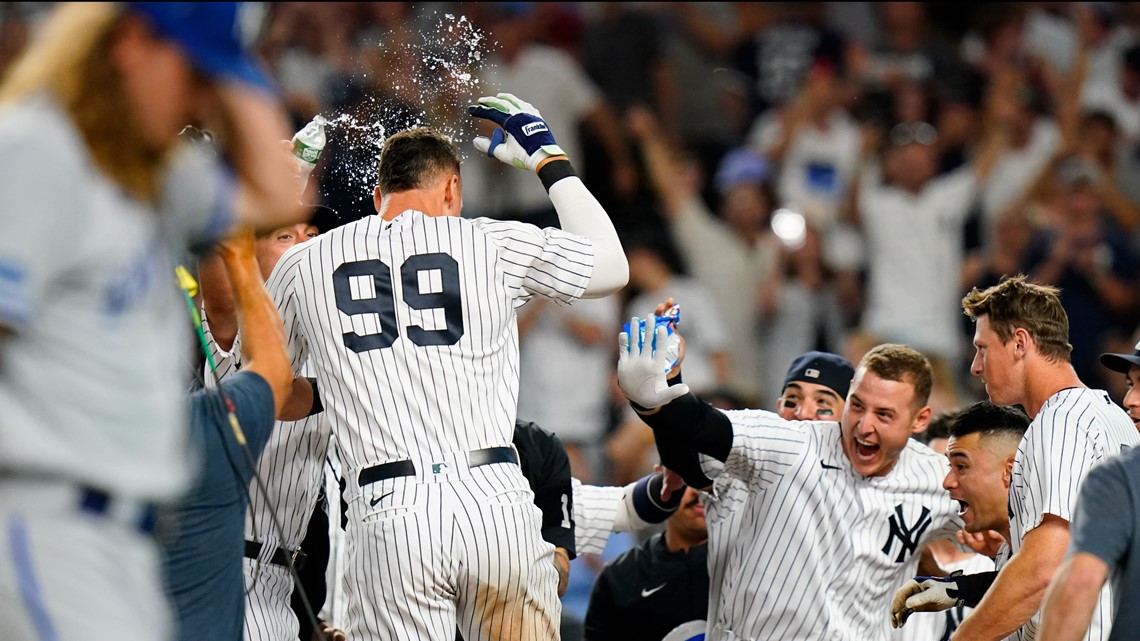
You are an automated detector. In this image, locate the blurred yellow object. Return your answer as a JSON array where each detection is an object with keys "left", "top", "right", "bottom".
[{"left": 175, "top": 265, "right": 199, "bottom": 298}]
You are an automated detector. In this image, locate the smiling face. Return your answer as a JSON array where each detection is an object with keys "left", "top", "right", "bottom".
[
  {"left": 778, "top": 380, "right": 844, "bottom": 421},
  {"left": 943, "top": 432, "right": 1015, "bottom": 534},
  {"left": 667, "top": 487, "right": 708, "bottom": 544},
  {"left": 970, "top": 314, "right": 1024, "bottom": 407},
  {"left": 841, "top": 368, "right": 931, "bottom": 477},
  {"left": 255, "top": 223, "right": 319, "bottom": 279}
]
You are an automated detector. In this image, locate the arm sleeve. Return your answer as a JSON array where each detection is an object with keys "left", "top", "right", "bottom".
[
  {"left": 215, "top": 371, "right": 278, "bottom": 455},
  {"left": 0, "top": 133, "right": 79, "bottom": 330},
  {"left": 1070, "top": 457, "right": 1133, "bottom": 567},
  {"left": 544, "top": 175, "right": 626, "bottom": 297},
  {"left": 474, "top": 218, "right": 594, "bottom": 308},
  {"left": 525, "top": 424, "right": 577, "bottom": 558},
  {"left": 573, "top": 478, "right": 624, "bottom": 556},
  {"left": 160, "top": 140, "right": 236, "bottom": 255}
]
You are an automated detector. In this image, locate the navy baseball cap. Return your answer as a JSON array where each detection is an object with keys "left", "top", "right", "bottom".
[
  {"left": 126, "top": 2, "right": 274, "bottom": 93},
  {"left": 1100, "top": 340, "right": 1140, "bottom": 374},
  {"left": 782, "top": 351, "right": 855, "bottom": 398},
  {"left": 308, "top": 204, "right": 340, "bottom": 235}
]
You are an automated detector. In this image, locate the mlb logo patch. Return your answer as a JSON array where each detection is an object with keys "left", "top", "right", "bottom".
[
  {"left": 806, "top": 368, "right": 820, "bottom": 379},
  {"left": 522, "top": 122, "right": 549, "bottom": 137}
]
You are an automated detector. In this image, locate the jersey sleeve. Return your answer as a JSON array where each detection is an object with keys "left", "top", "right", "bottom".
[
  {"left": 572, "top": 478, "right": 624, "bottom": 557},
  {"left": 0, "top": 130, "right": 80, "bottom": 330},
  {"left": 473, "top": 218, "right": 594, "bottom": 308},
  {"left": 719, "top": 409, "right": 812, "bottom": 488},
  {"left": 159, "top": 140, "right": 236, "bottom": 255},
  {"left": 263, "top": 246, "right": 310, "bottom": 375},
  {"left": 1017, "top": 407, "right": 1100, "bottom": 529},
  {"left": 1070, "top": 454, "right": 1133, "bottom": 566}
]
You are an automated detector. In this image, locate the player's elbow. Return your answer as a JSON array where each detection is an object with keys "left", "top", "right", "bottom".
[{"left": 582, "top": 252, "right": 628, "bottom": 299}]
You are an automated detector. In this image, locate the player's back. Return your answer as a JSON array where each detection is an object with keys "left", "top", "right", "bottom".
[{"left": 268, "top": 210, "right": 592, "bottom": 474}]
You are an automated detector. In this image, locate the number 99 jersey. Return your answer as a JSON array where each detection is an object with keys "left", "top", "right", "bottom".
[{"left": 264, "top": 210, "right": 595, "bottom": 489}]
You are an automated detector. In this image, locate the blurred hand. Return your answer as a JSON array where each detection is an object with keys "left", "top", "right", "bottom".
[
  {"left": 314, "top": 621, "right": 346, "bottom": 641},
  {"left": 955, "top": 529, "right": 1005, "bottom": 559},
  {"left": 553, "top": 547, "right": 571, "bottom": 597}
]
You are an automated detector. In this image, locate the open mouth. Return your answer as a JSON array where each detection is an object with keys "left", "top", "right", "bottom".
[
  {"left": 854, "top": 438, "right": 880, "bottom": 460},
  {"left": 957, "top": 500, "right": 970, "bottom": 518}
]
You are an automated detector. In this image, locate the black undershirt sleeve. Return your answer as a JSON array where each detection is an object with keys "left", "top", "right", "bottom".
[{"left": 633, "top": 389, "right": 734, "bottom": 490}]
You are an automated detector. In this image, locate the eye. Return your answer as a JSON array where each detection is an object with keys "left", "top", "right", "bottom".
[
  {"left": 277, "top": 233, "right": 293, "bottom": 242},
  {"left": 306, "top": 231, "right": 319, "bottom": 239}
]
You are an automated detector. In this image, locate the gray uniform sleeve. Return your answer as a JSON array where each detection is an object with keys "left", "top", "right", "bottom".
[
  {"left": 1070, "top": 455, "right": 1133, "bottom": 566},
  {"left": 0, "top": 131, "right": 80, "bottom": 329},
  {"left": 159, "top": 141, "right": 236, "bottom": 255}
]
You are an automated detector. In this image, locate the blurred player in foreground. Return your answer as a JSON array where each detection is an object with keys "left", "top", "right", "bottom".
[{"left": 0, "top": 3, "right": 304, "bottom": 639}]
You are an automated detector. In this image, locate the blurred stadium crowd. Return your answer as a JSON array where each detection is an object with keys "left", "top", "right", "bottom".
[{"left": 4, "top": 0, "right": 1140, "bottom": 632}]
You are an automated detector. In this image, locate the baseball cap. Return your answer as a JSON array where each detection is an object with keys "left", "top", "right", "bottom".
[
  {"left": 782, "top": 351, "right": 855, "bottom": 399},
  {"left": 308, "top": 204, "right": 341, "bottom": 234},
  {"left": 1100, "top": 340, "right": 1140, "bottom": 374},
  {"left": 126, "top": 2, "right": 274, "bottom": 93},
  {"left": 714, "top": 147, "right": 770, "bottom": 195}
]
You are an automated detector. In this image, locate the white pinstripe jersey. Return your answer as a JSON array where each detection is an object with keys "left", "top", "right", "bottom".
[
  {"left": 264, "top": 211, "right": 594, "bottom": 485},
  {"left": 697, "top": 413, "right": 961, "bottom": 641},
  {"left": 1004, "top": 387, "right": 1139, "bottom": 641},
  {"left": 200, "top": 310, "right": 331, "bottom": 549},
  {"left": 570, "top": 477, "right": 624, "bottom": 556}
]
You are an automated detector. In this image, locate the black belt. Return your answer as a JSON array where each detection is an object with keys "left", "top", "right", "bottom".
[
  {"left": 357, "top": 446, "right": 518, "bottom": 487},
  {"left": 78, "top": 486, "right": 160, "bottom": 536},
  {"left": 244, "top": 540, "right": 306, "bottom": 571}
]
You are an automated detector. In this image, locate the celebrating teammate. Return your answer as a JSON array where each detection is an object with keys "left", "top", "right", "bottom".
[
  {"left": 900, "top": 275, "right": 1138, "bottom": 641},
  {"left": 0, "top": 3, "right": 304, "bottom": 639},
  {"left": 264, "top": 93, "right": 627, "bottom": 641},
  {"left": 1036, "top": 343, "right": 1140, "bottom": 640},
  {"left": 617, "top": 313, "right": 961, "bottom": 641}
]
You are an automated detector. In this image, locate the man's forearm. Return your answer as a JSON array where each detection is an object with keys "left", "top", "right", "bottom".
[
  {"left": 635, "top": 391, "right": 731, "bottom": 489},
  {"left": 1038, "top": 553, "right": 1109, "bottom": 641},
  {"left": 952, "top": 519, "right": 1070, "bottom": 640}
]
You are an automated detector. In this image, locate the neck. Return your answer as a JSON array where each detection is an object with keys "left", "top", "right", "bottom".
[
  {"left": 380, "top": 191, "right": 441, "bottom": 221},
  {"left": 1022, "top": 360, "right": 1085, "bottom": 418},
  {"left": 664, "top": 527, "right": 703, "bottom": 553}
]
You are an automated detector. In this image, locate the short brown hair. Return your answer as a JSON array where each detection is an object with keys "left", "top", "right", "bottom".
[
  {"left": 961, "top": 274, "right": 1072, "bottom": 362},
  {"left": 859, "top": 344, "right": 933, "bottom": 409},
  {"left": 376, "top": 128, "right": 461, "bottom": 195}
]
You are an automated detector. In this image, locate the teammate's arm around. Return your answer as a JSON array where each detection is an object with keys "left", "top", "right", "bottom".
[{"left": 468, "top": 93, "right": 628, "bottom": 297}]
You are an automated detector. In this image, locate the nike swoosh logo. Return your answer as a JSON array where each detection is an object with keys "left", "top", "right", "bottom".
[
  {"left": 369, "top": 491, "right": 395, "bottom": 507},
  {"left": 820, "top": 460, "right": 841, "bottom": 470},
  {"left": 641, "top": 583, "right": 667, "bottom": 598}
]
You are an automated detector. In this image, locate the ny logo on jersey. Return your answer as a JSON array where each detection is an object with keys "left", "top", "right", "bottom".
[{"left": 880, "top": 504, "right": 932, "bottom": 563}]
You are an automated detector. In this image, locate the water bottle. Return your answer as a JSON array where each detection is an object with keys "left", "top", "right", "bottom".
[
  {"left": 291, "top": 115, "right": 328, "bottom": 181},
  {"left": 622, "top": 305, "right": 682, "bottom": 373}
]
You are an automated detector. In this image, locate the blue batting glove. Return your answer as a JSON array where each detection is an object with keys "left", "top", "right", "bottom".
[{"left": 468, "top": 93, "right": 566, "bottom": 172}]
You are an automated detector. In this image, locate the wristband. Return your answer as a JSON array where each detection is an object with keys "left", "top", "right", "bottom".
[
  {"left": 306, "top": 377, "right": 323, "bottom": 416},
  {"left": 538, "top": 158, "right": 576, "bottom": 191}
]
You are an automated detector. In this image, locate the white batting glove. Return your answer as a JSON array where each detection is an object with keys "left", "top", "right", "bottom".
[
  {"left": 468, "top": 93, "right": 566, "bottom": 173},
  {"left": 890, "top": 575, "right": 963, "bottom": 628},
  {"left": 618, "top": 314, "right": 690, "bottom": 409}
]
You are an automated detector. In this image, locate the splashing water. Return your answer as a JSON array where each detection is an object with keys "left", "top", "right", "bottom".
[{"left": 319, "top": 12, "right": 496, "bottom": 206}]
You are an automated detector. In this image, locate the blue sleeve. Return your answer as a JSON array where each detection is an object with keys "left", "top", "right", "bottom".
[
  {"left": 215, "top": 372, "right": 277, "bottom": 458},
  {"left": 1070, "top": 456, "right": 1133, "bottom": 566}
]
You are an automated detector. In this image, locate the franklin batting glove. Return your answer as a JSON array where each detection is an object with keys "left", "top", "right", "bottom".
[
  {"left": 468, "top": 93, "right": 566, "bottom": 172},
  {"left": 890, "top": 572, "right": 965, "bottom": 628},
  {"left": 618, "top": 314, "right": 690, "bottom": 409}
]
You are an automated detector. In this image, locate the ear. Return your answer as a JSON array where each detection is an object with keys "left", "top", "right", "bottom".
[
  {"left": 372, "top": 186, "right": 384, "bottom": 215},
  {"left": 1011, "top": 327, "right": 1032, "bottom": 359},
  {"left": 443, "top": 173, "right": 462, "bottom": 216},
  {"left": 911, "top": 405, "right": 933, "bottom": 434},
  {"left": 1002, "top": 454, "right": 1015, "bottom": 488}
]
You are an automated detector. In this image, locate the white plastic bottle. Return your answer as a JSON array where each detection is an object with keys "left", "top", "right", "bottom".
[{"left": 291, "top": 115, "right": 328, "bottom": 182}]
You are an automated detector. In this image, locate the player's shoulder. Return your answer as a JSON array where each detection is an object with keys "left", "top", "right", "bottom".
[
  {"left": 1033, "top": 387, "right": 1132, "bottom": 439},
  {"left": 900, "top": 438, "right": 950, "bottom": 471},
  {"left": 0, "top": 92, "right": 85, "bottom": 175}
]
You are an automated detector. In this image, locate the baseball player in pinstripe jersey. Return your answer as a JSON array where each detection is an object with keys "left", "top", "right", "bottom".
[
  {"left": 199, "top": 204, "right": 344, "bottom": 641},
  {"left": 618, "top": 315, "right": 963, "bottom": 641},
  {"left": 896, "top": 275, "right": 1139, "bottom": 641},
  {"left": 264, "top": 93, "right": 628, "bottom": 641}
]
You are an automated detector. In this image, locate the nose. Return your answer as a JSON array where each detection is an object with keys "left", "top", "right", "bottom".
[
  {"left": 942, "top": 471, "right": 956, "bottom": 491},
  {"left": 793, "top": 401, "right": 810, "bottom": 420},
  {"left": 970, "top": 352, "right": 983, "bottom": 378}
]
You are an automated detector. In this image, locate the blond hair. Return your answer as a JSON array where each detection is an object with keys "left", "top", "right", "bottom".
[
  {"left": 0, "top": 3, "right": 166, "bottom": 202},
  {"left": 961, "top": 274, "right": 1072, "bottom": 362},
  {"left": 859, "top": 344, "right": 934, "bottom": 409}
]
